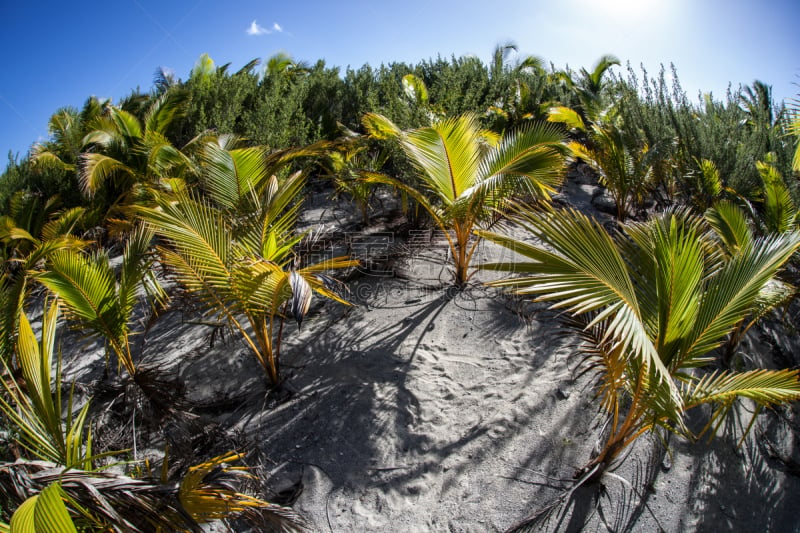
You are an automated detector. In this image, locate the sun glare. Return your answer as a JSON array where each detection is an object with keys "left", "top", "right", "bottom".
[{"left": 585, "top": 0, "right": 666, "bottom": 21}]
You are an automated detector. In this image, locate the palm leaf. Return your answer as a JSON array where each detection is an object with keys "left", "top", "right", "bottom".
[
  {"left": 401, "top": 114, "right": 484, "bottom": 204},
  {"left": 547, "top": 106, "right": 587, "bottom": 131},
  {"left": 757, "top": 160, "right": 797, "bottom": 234},
  {"left": 143, "top": 89, "right": 188, "bottom": 136},
  {"left": 35, "top": 251, "right": 128, "bottom": 365},
  {"left": 361, "top": 112, "right": 402, "bottom": 140},
  {"left": 79, "top": 153, "right": 134, "bottom": 196},
  {"left": 479, "top": 207, "right": 679, "bottom": 401},
  {"left": 402, "top": 74, "right": 429, "bottom": 106},
  {"left": 705, "top": 200, "right": 754, "bottom": 253},
  {"left": 140, "top": 194, "right": 232, "bottom": 293},
  {"left": 469, "top": 121, "right": 566, "bottom": 208},
  {"left": 681, "top": 231, "right": 800, "bottom": 364},
  {"left": 684, "top": 368, "right": 800, "bottom": 406},
  {"left": 10, "top": 483, "right": 78, "bottom": 533},
  {"left": 683, "top": 368, "right": 800, "bottom": 439},
  {"left": 198, "top": 142, "right": 267, "bottom": 211}
]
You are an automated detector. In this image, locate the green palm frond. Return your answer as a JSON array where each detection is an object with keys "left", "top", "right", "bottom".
[
  {"left": 789, "top": 112, "right": 800, "bottom": 172},
  {"left": 361, "top": 112, "right": 402, "bottom": 140},
  {"left": 230, "top": 260, "right": 287, "bottom": 315},
  {"left": 0, "top": 303, "right": 65, "bottom": 463},
  {"left": 681, "top": 231, "right": 800, "bottom": 365},
  {"left": 705, "top": 200, "right": 754, "bottom": 253},
  {"left": 39, "top": 208, "right": 85, "bottom": 244},
  {"left": 402, "top": 114, "right": 485, "bottom": 204},
  {"left": 254, "top": 173, "right": 306, "bottom": 259},
  {"left": 36, "top": 251, "right": 124, "bottom": 343},
  {"left": 684, "top": 368, "right": 800, "bottom": 407},
  {"left": 35, "top": 226, "right": 164, "bottom": 378},
  {"left": 119, "top": 224, "right": 166, "bottom": 316},
  {"left": 627, "top": 212, "right": 706, "bottom": 367},
  {"left": 142, "top": 130, "right": 192, "bottom": 180},
  {"left": 402, "top": 74, "right": 429, "bottom": 106},
  {"left": 10, "top": 482, "right": 79, "bottom": 533},
  {"left": 756, "top": 159, "right": 797, "bottom": 234},
  {"left": 107, "top": 108, "right": 143, "bottom": 143},
  {"left": 471, "top": 121, "right": 566, "bottom": 206},
  {"left": 29, "top": 150, "right": 76, "bottom": 173},
  {"left": 547, "top": 106, "right": 587, "bottom": 131},
  {"left": 683, "top": 368, "right": 800, "bottom": 439},
  {"left": 198, "top": 142, "right": 268, "bottom": 211},
  {"left": 79, "top": 153, "right": 135, "bottom": 196},
  {"left": 141, "top": 194, "right": 232, "bottom": 292},
  {"left": 479, "top": 208, "right": 674, "bottom": 393},
  {"left": 143, "top": 88, "right": 188, "bottom": 135},
  {"left": 0, "top": 301, "right": 102, "bottom": 469}
]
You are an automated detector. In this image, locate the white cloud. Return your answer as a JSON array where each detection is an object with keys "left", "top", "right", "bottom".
[
  {"left": 246, "top": 20, "right": 284, "bottom": 36},
  {"left": 246, "top": 20, "right": 267, "bottom": 36}
]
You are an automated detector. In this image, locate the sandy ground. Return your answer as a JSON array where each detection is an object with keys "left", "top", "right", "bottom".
[{"left": 59, "top": 173, "right": 800, "bottom": 532}]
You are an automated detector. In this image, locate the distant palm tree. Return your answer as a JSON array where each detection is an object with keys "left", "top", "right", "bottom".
[
  {"left": 79, "top": 89, "right": 193, "bottom": 226},
  {"left": 264, "top": 52, "right": 310, "bottom": 80},
  {"left": 741, "top": 80, "right": 777, "bottom": 130},
  {"left": 549, "top": 106, "right": 658, "bottom": 221},
  {"left": 363, "top": 112, "right": 567, "bottom": 285},
  {"left": 555, "top": 54, "right": 620, "bottom": 122},
  {"left": 31, "top": 97, "right": 110, "bottom": 174},
  {"left": 479, "top": 206, "right": 800, "bottom": 482}
]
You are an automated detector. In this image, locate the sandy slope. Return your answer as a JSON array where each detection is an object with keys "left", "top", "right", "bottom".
[{"left": 61, "top": 173, "right": 800, "bottom": 532}]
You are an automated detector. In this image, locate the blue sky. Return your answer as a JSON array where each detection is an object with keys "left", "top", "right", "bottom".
[{"left": 2, "top": 0, "right": 798, "bottom": 162}]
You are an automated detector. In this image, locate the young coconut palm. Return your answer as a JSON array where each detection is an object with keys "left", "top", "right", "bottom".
[
  {"left": 78, "top": 90, "right": 193, "bottom": 230},
  {"left": 0, "top": 300, "right": 101, "bottom": 469},
  {"left": 0, "top": 303, "right": 309, "bottom": 532},
  {"left": 754, "top": 156, "right": 799, "bottom": 235},
  {"left": 323, "top": 136, "right": 389, "bottom": 226},
  {"left": 478, "top": 206, "right": 800, "bottom": 482},
  {"left": 140, "top": 141, "right": 357, "bottom": 385},
  {"left": 549, "top": 105, "right": 660, "bottom": 221},
  {"left": 363, "top": 112, "right": 567, "bottom": 285},
  {"left": 0, "top": 195, "right": 85, "bottom": 363},
  {"left": 553, "top": 54, "right": 620, "bottom": 124},
  {"left": 34, "top": 224, "right": 166, "bottom": 382}
]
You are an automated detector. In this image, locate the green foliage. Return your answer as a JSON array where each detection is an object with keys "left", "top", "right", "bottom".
[
  {"left": 756, "top": 156, "right": 798, "bottom": 234},
  {"left": 35, "top": 225, "right": 165, "bottom": 379},
  {"left": 9, "top": 482, "right": 79, "bottom": 532},
  {"left": 550, "top": 106, "right": 659, "bottom": 220},
  {"left": 323, "top": 136, "right": 389, "bottom": 225},
  {"left": 364, "top": 112, "right": 567, "bottom": 285},
  {"left": 0, "top": 301, "right": 97, "bottom": 468},
  {"left": 614, "top": 64, "right": 795, "bottom": 205},
  {"left": 479, "top": 206, "right": 800, "bottom": 478},
  {"left": 140, "top": 143, "right": 357, "bottom": 385},
  {"left": 0, "top": 196, "right": 85, "bottom": 363}
]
